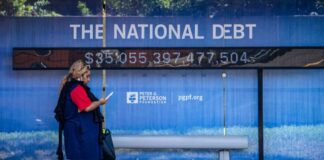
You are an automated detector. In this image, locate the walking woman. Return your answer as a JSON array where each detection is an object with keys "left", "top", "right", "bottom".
[{"left": 55, "top": 60, "right": 107, "bottom": 160}]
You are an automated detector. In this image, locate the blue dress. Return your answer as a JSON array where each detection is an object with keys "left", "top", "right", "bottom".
[{"left": 63, "top": 84, "right": 102, "bottom": 160}]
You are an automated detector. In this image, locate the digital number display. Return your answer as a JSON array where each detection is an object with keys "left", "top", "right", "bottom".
[
  {"left": 84, "top": 50, "right": 250, "bottom": 67},
  {"left": 13, "top": 48, "right": 324, "bottom": 69}
]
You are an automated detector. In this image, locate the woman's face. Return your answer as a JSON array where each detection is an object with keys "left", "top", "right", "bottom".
[{"left": 82, "top": 70, "right": 91, "bottom": 85}]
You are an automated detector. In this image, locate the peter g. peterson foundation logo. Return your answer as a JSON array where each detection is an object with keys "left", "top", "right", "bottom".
[
  {"left": 127, "top": 92, "right": 139, "bottom": 104},
  {"left": 126, "top": 91, "right": 167, "bottom": 104}
]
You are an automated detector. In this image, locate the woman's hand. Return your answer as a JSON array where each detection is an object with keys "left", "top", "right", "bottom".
[
  {"left": 84, "top": 98, "right": 107, "bottom": 112},
  {"left": 99, "top": 98, "right": 107, "bottom": 105}
]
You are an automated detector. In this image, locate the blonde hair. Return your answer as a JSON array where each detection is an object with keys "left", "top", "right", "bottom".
[{"left": 60, "top": 59, "right": 89, "bottom": 91}]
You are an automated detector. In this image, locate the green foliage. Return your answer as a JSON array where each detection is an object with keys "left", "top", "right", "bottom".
[
  {"left": 1, "top": 0, "right": 323, "bottom": 16},
  {"left": 12, "top": 0, "right": 29, "bottom": 16},
  {"left": 0, "top": 0, "right": 12, "bottom": 16},
  {"left": 0, "top": 0, "right": 60, "bottom": 16},
  {"left": 77, "top": 1, "right": 92, "bottom": 16},
  {"left": 106, "top": 0, "right": 198, "bottom": 16},
  {"left": 0, "top": 1, "right": 5, "bottom": 16},
  {"left": 105, "top": 0, "right": 324, "bottom": 16}
]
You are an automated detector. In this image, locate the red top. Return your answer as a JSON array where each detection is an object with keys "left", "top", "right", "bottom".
[{"left": 70, "top": 85, "right": 92, "bottom": 111}]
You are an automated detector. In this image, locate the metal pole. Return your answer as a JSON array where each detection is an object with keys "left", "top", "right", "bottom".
[
  {"left": 258, "top": 69, "right": 264, "bottom": 160},
  {"left": 219, "top": 71, "right": 230, "bottom": 160},
  {"left": 102, "top": 0, "right": 107, "bottom": 128},
  {"left": 222, "top": 72, "right": 227, "bottom": 136},
  {"left": 220, "top": 71, "right": 230, "bottom": 160}
]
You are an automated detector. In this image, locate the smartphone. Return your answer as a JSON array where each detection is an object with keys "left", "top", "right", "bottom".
[{"left": 105, "top": 92, "right": 114, "bottom": 100}]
